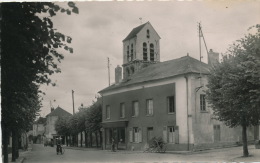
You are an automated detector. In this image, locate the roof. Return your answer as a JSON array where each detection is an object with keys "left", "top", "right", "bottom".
[
  {"left": 46, "top": 106, "right": 72, "bottom": 117},
  {"left": 99, "top": 56, "right": 210, "bottom": 93},
  {"left": 123, "top": 22, "right": 148, "bottom": 41}
]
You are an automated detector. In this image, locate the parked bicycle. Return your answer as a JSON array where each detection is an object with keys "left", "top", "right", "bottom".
[{"left": 144, "top": 137, "right": 167, "bottom": 153}]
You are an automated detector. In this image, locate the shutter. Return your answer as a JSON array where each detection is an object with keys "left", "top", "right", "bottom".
[
  {"left": 163, "top": 126, "right": 167, "bottom": 143},
  {"left": 129, "top": 129, "right": 133, "bottom": 143},
  {"left": 175, "top": 126, "right": 179, "bottom": 144},
  {"left": 139, "top": 128, "right": 142, "bottom": 143}
]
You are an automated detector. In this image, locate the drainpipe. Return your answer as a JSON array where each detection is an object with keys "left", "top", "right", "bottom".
[{"left": 185, "top": 75, "right": 190, "bottom": 151}]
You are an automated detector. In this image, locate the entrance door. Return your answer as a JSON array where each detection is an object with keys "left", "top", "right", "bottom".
[
  {"left": 213, "top": 125, "right": 220, "bottom": 142},
  {"left": 147, "top": 127, "right": 154, "bottom": 142},
  {"left": 117, "top": 128, "right": 126, "bottom": 149}
]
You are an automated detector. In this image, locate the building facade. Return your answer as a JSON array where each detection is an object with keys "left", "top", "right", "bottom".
[
  {"left": 44, "top": 106, "right": 72, "bottom": 145},
  {"left": 99, "top": 22, "right": 258, "bottom": 151},
  {"left": 32, "top": 117, "right": 46, "bottom": 144}
]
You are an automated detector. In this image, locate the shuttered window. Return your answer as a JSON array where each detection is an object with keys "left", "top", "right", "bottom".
[
  {"left": 200, "top": 94, "right": 206, "bottom": 111},
  {"left": 146, "top": 99, "right": 153, "bottom": 116},
  {"left": 132, "top": 101, "right": 139, "bottom": 117},
  {"left": 129, "top": 128, "right": 133, "bottom": 143}
]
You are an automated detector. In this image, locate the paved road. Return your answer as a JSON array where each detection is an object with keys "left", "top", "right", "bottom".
[{"left": 23, "top": 144, "right": 259, "bottom": 163}]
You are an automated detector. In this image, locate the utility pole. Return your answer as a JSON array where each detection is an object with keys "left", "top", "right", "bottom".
[
  {"left": 198, "top": 22, "right": 209, "bottom": 62},
  {"left": 72, "top": 90, "right": 75, "bottom": 114},
  {"left": 107, "top": 57, "right": 110, "bottom": 86}
]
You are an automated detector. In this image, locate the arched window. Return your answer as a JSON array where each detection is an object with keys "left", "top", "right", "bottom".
[
  {"left": 147, "top": 29, "right": 150, "bottom": 39},
  {"left": 150, "top": 43, "right": 154, "bottom": 61},
  {"left": 127, "top": 46, "right": 129, "bottom": 61},
  {"left": 143, "top": 42, "right": 147, "bottom": 61},
  {"left": 130, "top": 44, "right": 133, "bottom": 61}
]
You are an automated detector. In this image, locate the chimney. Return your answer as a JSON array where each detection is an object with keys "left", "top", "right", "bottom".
[
  {"left": 208, "top": 49, "right": 219, "bottom": 66},
  {"left": 115, "top": 65, "right": 122, "bottom": 84},
  {"left": 51, "top": 107, "right": 54, "bottom": 112}
]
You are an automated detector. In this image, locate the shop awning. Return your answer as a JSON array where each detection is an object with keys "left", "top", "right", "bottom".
[{"left": 102, "top": 120, "right": 128, "bottom": 128}]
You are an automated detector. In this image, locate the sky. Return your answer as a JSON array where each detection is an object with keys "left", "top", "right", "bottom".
[{"left": 39, "top": 0, "right": 260, "bottom": 117}]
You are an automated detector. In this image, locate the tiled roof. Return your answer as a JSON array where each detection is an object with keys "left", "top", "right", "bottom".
[
  {"left": 99, "top": 56, "right": 210, "bottom": 93},
  {"left": 123, "top": 22, "right": 148, "bottom": 41},
  {"left": 46, "top": 106, "right": 72, "bottom": 117}
]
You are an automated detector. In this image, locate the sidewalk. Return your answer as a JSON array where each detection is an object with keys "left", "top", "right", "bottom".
[
  {"left": 64, "top": 144, "right": 260, "bottom": 161},
  {"left": 6, "top": 144, "right": 33, "bottom": 163},
  {"left": 231, "top": 145, "right": 260, "bottom": 162}
]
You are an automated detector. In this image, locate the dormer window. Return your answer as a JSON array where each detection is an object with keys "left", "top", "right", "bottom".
[
  {"left": 147, "top": 29, "right": 150, "bottom": 39},
  {"left": 143, "top": 42, "right": 147, "bottom": 61},
  {"left": 150, "top": 43, "right": 154, "bottom": 61}
]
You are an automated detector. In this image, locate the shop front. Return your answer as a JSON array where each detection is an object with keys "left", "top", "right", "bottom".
[{"left": 102, "top": 121, "right": 128, "bottom": 150}]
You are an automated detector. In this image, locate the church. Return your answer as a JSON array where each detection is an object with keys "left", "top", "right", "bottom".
[{"left": 99, "top": 22, "right": 258, "bottom": 151}]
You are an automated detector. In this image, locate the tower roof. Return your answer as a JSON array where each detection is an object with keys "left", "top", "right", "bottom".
[
  {"left": 99, "top": 56, "right": 210, "bottom": 93},
  {"left": 123, "top": 22, "right": 148, "bottom": 42}
]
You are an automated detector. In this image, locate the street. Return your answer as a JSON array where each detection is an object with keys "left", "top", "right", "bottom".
[{"left": 22, "top": 144, "right": 260, "bottom": 163}]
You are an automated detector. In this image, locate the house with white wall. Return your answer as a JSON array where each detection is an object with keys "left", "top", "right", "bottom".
[{"left": 99, "top": 22, "right": 258, "bottom": 151}]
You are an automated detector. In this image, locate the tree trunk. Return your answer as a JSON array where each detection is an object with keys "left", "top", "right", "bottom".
[
  {"left": 80, "top": 132, "right": 83, "bottom": 147},
  {"left": 84, "top": 131, "right": 87, "bottom": 148},
  {"left": 90, "top": 132, "right": 92, "bottom": 147},
  {"left": 2, "top": 128, "right": 9, "bottom": 163},
  {"left": 65, "top": 135, "right": 68, "bottom": 146},
  {"left": 12, "top": 130, "right": 16, "bottom": 162},
  {"left": 242, "top": 124, "right": 249, "bottom": 157},
  {"left": 95, "top": 132, "right": 98, "bottom": 148},
  {"left": 15, "top": 131, "right": 19, "bottom": 159},
  {"left": 99, "top": 131, "right": 102, "bottom": 149}
]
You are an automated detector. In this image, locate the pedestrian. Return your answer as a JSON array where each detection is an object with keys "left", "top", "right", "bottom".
[{"left": 111, "top": 138, "right": 116, "bottom": 152}]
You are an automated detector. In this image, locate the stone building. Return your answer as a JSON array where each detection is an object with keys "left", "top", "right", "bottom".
[{"left": 99, "top": 22, "right": 258, "bottom": 151}]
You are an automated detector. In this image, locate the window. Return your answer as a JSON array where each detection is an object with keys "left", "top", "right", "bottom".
[
  {"left": 132, "top": 101, "right": 139, "bottom": 117},
  {"left": 133, "top": 127, "right": 142, "bottom": 143},
  {"left": 120, "top": 103, "right": 125, "bottom": 118},
  {"left": 213, "top": 125, "right": 220, "bottom": 142},
  {"left": 143, "top": 42, "right": 147, "bottom": 61},
  {"left": 150, "top": 43, "right": 154, "bottom": 61},
  {"left": 200, "top": 94, "right": 206, "bottom": 111},
  {"left": 147, "top": 29, "right": 150, "bottom": 38},
  {"left": 127, "top": 46, "right": 129, "bottom": 61},
  {"left": 146, "top": 99, "right": 153, "bottom": 116},
  {"left": 131, "top": 66, "right": 135, "bottom": 74},
  {"left": 130, "top": 44, "right": 133, "bottom": 61},
  {"left": 167, "top": 96, "right": 175, "bottom": 113},
  {"left": 126, "top": 68, "right": 130, "bottom": 77},
  {"left": 168, "top": 126, "right": 175, "bottom": 143},
  {"left": 106, "top": 105, "right": 110, "bottom": 119}
]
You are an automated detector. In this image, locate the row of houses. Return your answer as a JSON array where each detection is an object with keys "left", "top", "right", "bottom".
[{"left": 98, "top": 22, "right": 260, "bottom": 151}]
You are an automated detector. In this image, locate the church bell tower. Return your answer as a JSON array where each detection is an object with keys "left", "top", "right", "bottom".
[{"left": 122, "top": 22, "right": 161, "bottom": 79}]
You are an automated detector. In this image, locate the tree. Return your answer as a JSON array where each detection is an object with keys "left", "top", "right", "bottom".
[
  {"left": 1, "top": 2, "right": 78, "bottom": 162},
  {"left": 206, "top": 24, "right": 260, "bottom": 157},
  {"left": 85, "top": 98, "right": 102, "bottom": 147}
]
